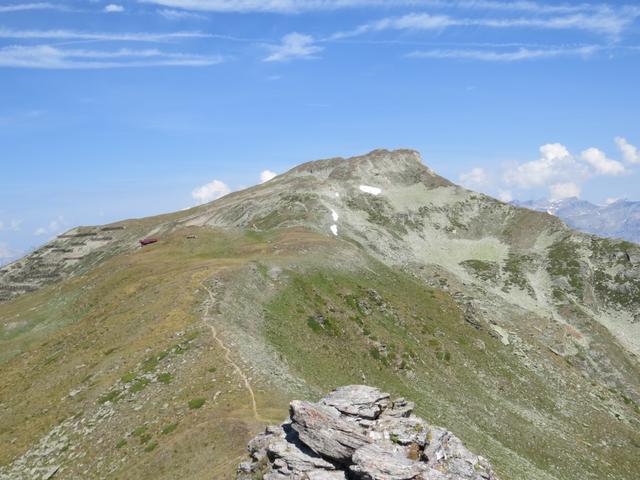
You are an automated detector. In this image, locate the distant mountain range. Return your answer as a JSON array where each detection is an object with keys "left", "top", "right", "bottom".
[{"left": 513, "top": 197, "right": 640, "bottom": 244}]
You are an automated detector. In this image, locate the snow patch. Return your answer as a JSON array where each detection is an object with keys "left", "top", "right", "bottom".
[
  {"left": 330, "top": 224, "right": 338, "bottom": 236},
  {"left": 331, "top": 209, "right": 339, "bottom": 222},
  {"left": 359, "top": 185, "right": 382, "bottom": 195}
]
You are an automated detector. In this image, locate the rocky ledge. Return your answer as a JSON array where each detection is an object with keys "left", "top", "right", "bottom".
[{"left": 237, "top": 385, "right": 497, "bottom": 480}]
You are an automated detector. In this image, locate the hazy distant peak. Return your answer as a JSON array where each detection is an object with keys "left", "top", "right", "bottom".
[{"left": 514, "top": 197, "right": 640, "bottom": 243}]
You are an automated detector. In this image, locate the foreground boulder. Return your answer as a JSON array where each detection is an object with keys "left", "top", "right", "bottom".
[{"left": 237, "top": 385, "right": 497, "bottom": 480}]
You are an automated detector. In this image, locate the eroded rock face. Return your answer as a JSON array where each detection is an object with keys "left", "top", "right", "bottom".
[{"left": 237, "top": 385, "right": 497, "bottom": 480}]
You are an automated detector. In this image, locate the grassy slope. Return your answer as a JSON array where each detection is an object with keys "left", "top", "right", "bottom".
[
  {"left": 0, "top": 227, "right": 296, "bottom": 479},
  {"left": 1, "top": 225, "right": 639, "bottom": 479},
  {"left": 263, "top": 261, "right": 640, "bottom": 480}
]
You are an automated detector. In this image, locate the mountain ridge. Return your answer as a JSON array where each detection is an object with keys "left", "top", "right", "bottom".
[{"left": 1, "top": 149, "right": 639, "bottom": 480}]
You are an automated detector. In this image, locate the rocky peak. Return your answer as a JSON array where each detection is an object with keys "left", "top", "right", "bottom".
[
  {"left": 282, "top": 149, "right": 449, "bottom": 189},
  {"left": 237, "top": 385, "right": 497, "bottom": 480}
]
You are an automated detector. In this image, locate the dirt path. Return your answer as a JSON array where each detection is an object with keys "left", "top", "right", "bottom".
[{"left": 202, "top": 282, "right": 260, "bottom": 421}]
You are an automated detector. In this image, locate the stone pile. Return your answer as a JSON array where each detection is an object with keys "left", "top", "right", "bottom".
[{"left": 237, "top": 385, "right": 497, "bottom": 480}]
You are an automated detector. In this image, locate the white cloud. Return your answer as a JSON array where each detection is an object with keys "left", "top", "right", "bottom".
[
  {"left": 459, "top": 167, "right": 489, "bottom": 188},
  {"left": 104, "top": 4, "right": 125, "bottom": 13},
  {"left": 604, "top": 197, "right": 621, "bottom": 205},
  {"left": 0, "top": 242, "right": 17, "bottom": 264},
  {"left": 615, "top": 136, "right": 640, "bottom": 164},
  {"left": 0, "top": 45, "right": 223, "bottom": 69},
  {"left": 260, "top": 170, "right": 277, "bottom": 183},
  {"left": 138, "top": 1, "right": 630, "bottom": 16},
  {"left": 158, "top": 8, "right": 207, "bottom": 19},
  {"left": 10, "top": 219, "right": 21, "bottom": 231},
  {"left": 504, "top": 143, "right": 584, "bottom": 188},
  {"left": 332, "top": 9, "right": 638, "bottom": 39},
  {"left": 138, "top": 0, "right": 383, "bottom": 12},
  {"left": 498, "top": 190, "right": 513, "bottom": 202},
  {"left": 1, "top": 219, "right": 21, "bottom": 232},
  {"left": 0, "top": 28, "right": 211, "bottom": 42},
  {"left": 192, "top": 179, "right": 231, "bottom": 204},
  {"left": 580, "top": 147, "right": 626, "bottom": 175},
  {"left": 0, "top": 3, "right": 61, "bottom": 13},
  {"left": 487, "top": 138, "right": 637, "bottom": 203},
  {"left": 407, "top": 46, "right": 598, "bottom": 62},
  {"left": 330, "top": 13, "right": 454, "bottom": 39},
  {"left": 503, "top": 141, "right": 630, "bottom": 199},
  {"left": 264, "top": 33, "right": 322, "bottom": 62},
  {"left": 549, "top": 182, "right": 581, "bottom": 200},
  {"left": 34, "top": 216, "right": 66, "bottom": 237}
]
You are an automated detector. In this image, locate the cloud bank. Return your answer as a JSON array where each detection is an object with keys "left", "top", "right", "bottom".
[{"left": 460, "top": 137, "right": 638, "bottom": 201}]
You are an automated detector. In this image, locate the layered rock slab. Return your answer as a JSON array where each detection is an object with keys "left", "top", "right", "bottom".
[{"left": 237, "top": 385, "right": 497, "bottom": 480}]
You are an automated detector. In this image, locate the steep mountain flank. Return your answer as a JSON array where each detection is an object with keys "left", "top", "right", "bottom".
[{"left": 0, "top": 150, "right": 639, "bottom": 480}]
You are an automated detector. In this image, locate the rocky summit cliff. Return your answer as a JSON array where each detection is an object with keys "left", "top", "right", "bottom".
[
  {"left": 0, "top": 150, "right": 639, "bottom": 480},
  {"left": 238, "top": 385, "right": 497, "bottom": 480}
]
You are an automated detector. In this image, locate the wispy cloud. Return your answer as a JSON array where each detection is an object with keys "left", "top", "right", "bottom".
[
  {"left": 34, "top": 216, "right": 66, "bottom": 237},
  {"left": 2, "top": 219, "right": 22, "bottom": 232},
  {"left": 0, "top": 28, "right": 212, "bottom": 42},
  {"left": 158, "top": 8, "right": 208, "bottom": 20},
  {"left": 331, "top": 10, "right": 639, "bottom": 39},
  {"left": 0, "top": 45, "right": 224, "bottom": 69},
  {"left": 11, "top": 219, "right": 22, "bottom": 231},
  {"left": 140, "top": 0, "right": 374, "bottom": 13},
  {"left": 138, "top": 1, "right": 634, "bottom": 15},
  {"left": 104, "top": 4, "right": 125, "bottom": 13},
  {"left": 264, "top": 32, "right": 322, "bottom": 62},
  {"left": 407, "top": 45, "right": 599, "bottom": 61},
  {"left": 0, "top": 2, "right": 63, "bottom": 13},
  {"left": 0, "top": 241, "right": 18, "bottom": 264}
]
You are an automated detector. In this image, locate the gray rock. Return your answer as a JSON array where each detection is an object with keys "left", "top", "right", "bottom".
[
  {"left": 321, "top": 385, "right": 390, "bottom": 419},
  {"left": 381, "top": 398, "right": 415, "bottom": 419},
  {"left": 306, "top": 471, "right": 348, "bottom": 480},
  {"left": 290, "top": 400, "right": 371, "bottom": 463},
  {"left": 237, "top": 386, "right": 498, "bottom": 480},
  {"left": 268, "top": 439, "right": 337, "bottom": 473},
  {"left": 374, "top": 416, "right": 428, "bottom": 447},
  {"left": 349, "top": 443, "right": 427, "bottom": 479}
]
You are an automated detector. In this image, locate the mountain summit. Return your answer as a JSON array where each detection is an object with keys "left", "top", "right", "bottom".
[{"left": 1, "top": 149, "right": 639, "bottom": 479}]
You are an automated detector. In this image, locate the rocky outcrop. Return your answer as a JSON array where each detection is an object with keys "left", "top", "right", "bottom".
[{"left": 237, "top": 385, "right": 497, "bottom": 480}]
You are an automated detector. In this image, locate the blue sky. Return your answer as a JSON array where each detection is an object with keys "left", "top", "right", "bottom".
[{"left": 1, "top": 0, "right": 640, "bottom": 263}]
